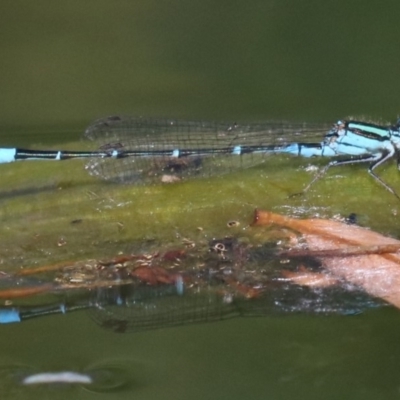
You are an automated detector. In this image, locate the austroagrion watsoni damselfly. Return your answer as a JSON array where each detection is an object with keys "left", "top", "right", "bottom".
[{"left": 2, "top": 115, "right": 400, "bottom": 198}]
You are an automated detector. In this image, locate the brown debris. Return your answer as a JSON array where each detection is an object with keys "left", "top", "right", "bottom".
[{"left": 253, "top": 209, "right": 400, "bottom": 308}]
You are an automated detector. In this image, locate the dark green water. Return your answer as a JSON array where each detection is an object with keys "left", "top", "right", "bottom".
[{"left": 1, "top": 1, "right": 400, "bottom": 399}]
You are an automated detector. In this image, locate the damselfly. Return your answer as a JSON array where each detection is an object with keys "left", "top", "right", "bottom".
[
  {"left": 0, "top": 278, "right": 376, "bottom": 330},
  {"left": 1, "top": 115, "right": 400, "bottom": 198}
]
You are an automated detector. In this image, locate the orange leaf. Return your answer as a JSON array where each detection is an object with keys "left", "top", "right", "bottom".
[{"left": 253, "top": 209, "right": 400, "bottom": 308}]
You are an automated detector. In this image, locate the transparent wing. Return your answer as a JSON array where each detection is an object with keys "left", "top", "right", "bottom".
[
  {"left": 89, "top": 283, "right": 238, "bottom": 333},
  {"left": 84, "top": 116, "right": 330, "bottom": 184}
]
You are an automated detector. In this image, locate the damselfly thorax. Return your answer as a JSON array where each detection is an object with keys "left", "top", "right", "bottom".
[{"left": 304, "top": 120, "right": 400, "bottom": 199}]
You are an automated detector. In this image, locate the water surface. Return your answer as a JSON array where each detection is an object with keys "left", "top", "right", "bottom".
[{"left": 1, "top": 1, "right": 400, "bottom": 399}]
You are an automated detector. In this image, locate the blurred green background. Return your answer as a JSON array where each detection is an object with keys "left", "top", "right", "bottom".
[{"left": 1, "top": 0, "right": 400, "bottom": 135}]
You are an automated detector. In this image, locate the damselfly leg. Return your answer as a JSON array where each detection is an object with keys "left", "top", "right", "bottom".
[{"left": 291, "top": 150, "right": 400, "bottom": 200}]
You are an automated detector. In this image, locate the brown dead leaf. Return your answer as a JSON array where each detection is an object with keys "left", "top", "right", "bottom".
[
  {"left": 281, "top": 266, "right": 339, "bottom": 288},
  {"left": 253, "top": 209, "right": 400, "bottom": 309}
]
